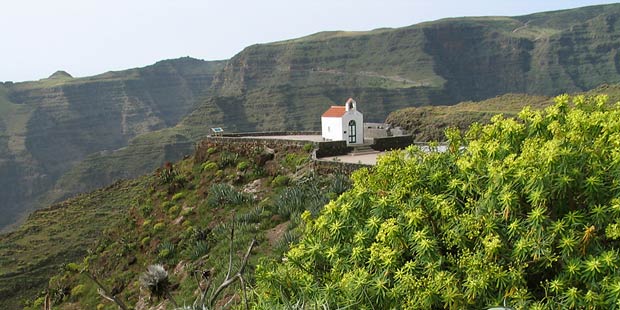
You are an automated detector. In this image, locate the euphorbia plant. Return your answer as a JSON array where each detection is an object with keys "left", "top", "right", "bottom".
[{"left": 253, "top": 95, "right": 620, "bottom": 309}]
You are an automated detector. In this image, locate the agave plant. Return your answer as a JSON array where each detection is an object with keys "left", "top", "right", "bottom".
[{"left": 139, "top": 264, "right": 177, "bottom": 306}]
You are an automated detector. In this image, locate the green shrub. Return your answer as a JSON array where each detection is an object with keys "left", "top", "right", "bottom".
[
  {"left": 187, "top": 240, "right": 210, "bottom": 260},
  {"left": 153, "top": 222, "right": 165, "bottom": 232},
  {"left": 158, "top": 162, "right": 174, "bottom": 183},
  {"left": 201, "top": 161, "right": 217, "bottom": 172},
  {"left": 248, "top": 165, "right": 267, "bottom": 180},
  {"left": 70, "top": 284, "right": 87, "bottom": 297},
  {"left": 275, "top": 230, "right": 300, "bottom": 254},
  {"left": 32, "top": 297, "right": 46, "bottom": 308},
  {"left": 272, "top": 180, "right": 328, "bottom": 219},
  {"left": 271, "top": 175, "right": 290, "bottom": 187},
  {"left": 328, "top": 174, "right": 351, "bottom": 196},
  {"left": 157, "top": 241, "right": 175, "bottom": 260},
  {"left": 303, "top": 143, "right": 315, "bottom": 153},
  {"left": 237, "top": 206, "right": 264, "bottom": 224},
  {"left": 171, "top": 192, "right": 186, "bottom": 202},
  {"left": 206, "top": 183, "right": 249, "bottom": 208},
  {"left": 141, "top": 236, "right": 151, "bottom": 246},
  {"left": 180, "top": 207, "right": 193, "bottom": 216},
  {"left": 219, "top": 151, "right": 239, "bottom": 169},
  {"left": 254, "top": 95, "right": 620, "bottom": 309},
  {"left": 161, "top": 201, "right": 173, "bottom": 210},
  {"left": 207, "top": 147, "right": 217, "bottom": 154},
  {"left": 167, "top": 205, "right": 180, "bottom": 217},
  {"left": 158, "top": 249, "right": 171, "bottom": 259},
  {"left": 170, "top": 174, "right": 187, "bottom": 191},
  {"left": 64, "top": 262, "right": 81, "bottom": 272},
  {"left": 281, "top": 153, "right": 309, "bottom": 171},
  {"left": 237, "top": 161, "right": 250, "bottom": 171},
  {"left": 140, "top": 204, "right": 153, "bottom": 217},
  {"left": 142, "top": 219, "right": 152, "bottom": 229}
]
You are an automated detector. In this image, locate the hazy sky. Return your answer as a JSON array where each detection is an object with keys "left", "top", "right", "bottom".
[{"left": 1, "top": 0, "right": 617, "bottom": 82}]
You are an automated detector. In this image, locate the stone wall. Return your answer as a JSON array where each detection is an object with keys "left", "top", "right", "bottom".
[
  {"left": 194, "top": 137, "right": 369, "bottom": 177},
  {"left": 315, "top": 141, "right": 352, "bottom": 158},
  {"left": 370, "top": 135, "right": 414, "bottom": 151},
  {"left": 195, "top": 137, "right": 313, "bottom": 163},
  {"left": 220, "top": 131, "right": 320, "bottom": 137},
  {"left": 312, "top": 160, "right": 370, "bottom": 175}
]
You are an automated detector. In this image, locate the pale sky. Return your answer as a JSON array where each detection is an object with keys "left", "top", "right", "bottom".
[{"left": 1, "top": 0, "right": 617, "bottom": 82}]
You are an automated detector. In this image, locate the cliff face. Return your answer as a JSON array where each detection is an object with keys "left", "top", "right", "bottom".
[
  {"left": 0, "top": 58, "right": 224, "bottom": 229},
  {"left": 183, "top": 4, "right": 620, "bottom": 133},
  {"left": 4, "top": 4, "right": 620, "bottom": 230},
  {"left": 182, "top": 27, "right": 447, "bottom": 132}
]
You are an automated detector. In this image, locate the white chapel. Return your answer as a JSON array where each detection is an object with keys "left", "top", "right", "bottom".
[{"left": 321, "top": 98, "right": 364, "bottom": 145}]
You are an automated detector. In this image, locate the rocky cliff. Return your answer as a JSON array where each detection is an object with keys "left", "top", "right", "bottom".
[
  {"left": 181, "top": 4, "right": 620, "bottom": 133},
  {"left": 0, "top": 58, "right": 224, "bottom": 229}
]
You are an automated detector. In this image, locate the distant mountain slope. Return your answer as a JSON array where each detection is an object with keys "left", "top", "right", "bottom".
[
  {"left": 0, "top": 58, "right": 224, "bottom": 230},
  {"left": 3, "top": 3, "right": 620, "bottom": 230},
  {"left": 386, "top": 84, "right": 620, "bottom": 141},
  {"left": 183, "top": 3, "right": 620, "bottom": 132}
]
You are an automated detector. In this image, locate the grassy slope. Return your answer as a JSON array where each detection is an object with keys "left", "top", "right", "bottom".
[
  {"left": 386, "top": 84, "right": 620, "bottom": 141},
  {"left": 0, "top": 84, "right": 35, "bottom": 156},
  {"left": 0, "top": 139, "right": 350, "bottom": 309},
  {"left": 0, "top": 178, "right": 148, "bottom": 309},
  {"left": 2, "top": 3, "right": 620, "bottom": 304},
  {"left": 44, "top": 128, "right": 195, "bottom": 204}
]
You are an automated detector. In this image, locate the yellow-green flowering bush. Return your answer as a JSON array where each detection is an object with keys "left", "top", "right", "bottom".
[{"left": 254, "top": 95, "right": 620, "bottom": 309}]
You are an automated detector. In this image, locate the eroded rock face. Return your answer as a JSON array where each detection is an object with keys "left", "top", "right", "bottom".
[
  {"left": 185, "top": 5, "right": 620, "bottom": 133},
  {"left": 0, "top": 58, "right": 224, "bottom": 229}
]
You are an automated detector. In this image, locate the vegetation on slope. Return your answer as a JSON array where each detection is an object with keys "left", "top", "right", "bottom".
[
  {"left": 1, "top": 139, "right": 351, "bottom": 309},
  {"left": 254, "top": 95, "right": 620, "bottom": 309},
  {"left": 386, "top": 93, "right": 551, "bottom": 141},
  {"left": 386, "top": 84, "right": 620, "bottom": 141},
  {"left": 0, "top": 179, "right": 148, "bottom": 309}
]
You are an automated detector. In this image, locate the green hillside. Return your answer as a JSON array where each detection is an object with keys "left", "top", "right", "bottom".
[
  {"left": 0, "top": 138, "right": 351, "bottom": 309},
  {"left": 386, "top": 84, "right": 620, "bottom": 141},
  {"left": 183, "top": 3, "right": 620, "bottom": 132},
  {"left": 0, "top": 179, "right": 147, "bottom": 308},
  {"left": 0, "top": 58, "right": 225, "bottom": 230}
]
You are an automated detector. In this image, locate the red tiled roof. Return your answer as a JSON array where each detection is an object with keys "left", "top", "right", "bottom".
[{"left": 322, "top": 106, "right": 346, "bottom": 118}]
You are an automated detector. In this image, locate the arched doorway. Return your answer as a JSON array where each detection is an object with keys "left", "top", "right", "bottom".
[{"left": 348, "top": 120, "right": 357, "bottom": 144}]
